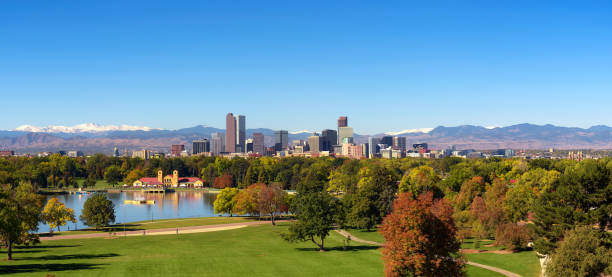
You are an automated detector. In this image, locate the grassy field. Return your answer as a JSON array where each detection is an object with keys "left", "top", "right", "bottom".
[
  {"left": 2, "top": 223, "right": 383, "bottom": 276},
  {"left": 347, "top": 228, "right": 384, "bottom": 243},
  {"left": 41, "top": 217, "right": 258, "bottom": 237}
]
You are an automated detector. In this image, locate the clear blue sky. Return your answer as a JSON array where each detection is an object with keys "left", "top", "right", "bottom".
[{"left": 1, "top": 1, "right": 611, "bottom": 134}]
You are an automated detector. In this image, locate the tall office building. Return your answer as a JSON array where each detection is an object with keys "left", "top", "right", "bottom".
[
  {"left": 274, "top": 130, "right": 288, "bottom": 151},
  {"left": 338, "top": 116, "right": 348, "bottom": 128},
  {"left": 171, "top": 145, "right": 185, "bottom": 156},
  {"left": 211, "top": 132, "right": 225, "bottom": 155},
  {"left": 308, "top": 134, "right": 320, "bottom": 153},
  {"left": 235, "top": 115, "right": 246, "bottom": 152},
  {"left": 321, "top": 129, "right": 337, "bottom": 152},
  {"left": 338, "top": 127, "right": 354, "bottom": 144},
  {"left": 112, "top": 147, "right": 120, "bottom": 157},
  {"left": 392, "top": 137, "right": 406, "bottom": 151},
  {"left": 380, "top": 136, "right": 393, "bottom": 147},
  {"left": 368, "top": 137, "right": 381, "bottom": 158},
  {"left": 253, "top": 132, "right": 265, "bottom": 154},
  {"left": 245, "top": 138, "right": 254, "bottom": 153},
  {"left": 192, "top": 139, "right": 210, "bottom": 155},
  {"left": 225, "top": 113, "right": 236, "bottom": 153}
]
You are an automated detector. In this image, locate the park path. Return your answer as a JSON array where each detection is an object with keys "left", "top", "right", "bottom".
[
  {"left": 41, "top": 220, "right": 285, "bottom": 241},
  {"left": 334, "top": 229, "right": 522, "bottom": 277}
]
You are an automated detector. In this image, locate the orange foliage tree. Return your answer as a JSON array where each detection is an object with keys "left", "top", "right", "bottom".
[
  {"left": 213, "top": 174, "right": 233, "bottom": 189},
  {"left": 258, "top": 183, "right": 288, "bottom": 225},
  {"left": 380, "top": 192, "right": 465, "bottom": 277},
  {"left": 234, "top": 183, "right": 265, "bottom": 216}
]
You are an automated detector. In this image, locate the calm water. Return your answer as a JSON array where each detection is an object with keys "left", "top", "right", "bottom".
[{"left": 39, "top": 191, "right": 218, "bottom": 232}]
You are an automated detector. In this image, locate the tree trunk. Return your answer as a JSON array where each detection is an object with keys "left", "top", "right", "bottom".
[
  {"left": 320, "top": 237, "right": 325, "bottom": 252},
  {"left": 7, "top": 241, "right": 12, "bottom": 260},
  {"left": 311, "top": 237, "right": 325, "bottom": 252},
  {"left": 271, "top": 213, "right": 275, "bottom": 226}
]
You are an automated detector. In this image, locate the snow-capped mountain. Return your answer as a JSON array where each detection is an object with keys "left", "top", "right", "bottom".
[
  {"left": 290, "top": 130, "right": 313, "bottom": 135},
  {"left": 14, "top": 123, "right": 159, "bottom": 133},
  {"left": 384, "top": 128, "right": 434, "bottom": 136}
]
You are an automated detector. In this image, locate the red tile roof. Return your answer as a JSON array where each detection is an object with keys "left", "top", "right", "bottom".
[{"left": 137, "top": 177, "right": 163, "bottom": 185}]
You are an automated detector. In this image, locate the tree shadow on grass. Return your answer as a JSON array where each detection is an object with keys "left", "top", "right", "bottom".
[
  {"left": 0, "top": 262, "right": 106, "bottom": 274},
  {"left": 295, "top": 245, "right": 380, "bottom": 252},
  {"left": 15, "top": 245, "right": 80, "bottom": 249},
  {"left": 17, "top": 253, "right": 119, "bottom": 261}
]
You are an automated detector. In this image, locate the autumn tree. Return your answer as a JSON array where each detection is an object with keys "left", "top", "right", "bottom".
[
  {"left": 0, "top": 183, "right": 44, "bottom": 260},
  {"left": 214, "top": 187, "right": 239, "bottom": 216},
  {"left": 380, "top": 192, "right": 465, "bottom": 277},
  {"left": 80, "top": 193, "right": 115, "bottom": 229},
  {"left": 258, "top": 183, "right": 288, "bottom": 225},
  {"left": 213, "top": 174, "right": 233, "bottom": 189},
  {"left": 234, "top": 183, "right": 265, "bottom": 216},
  {"left": 123, "top": 169, "right": 144, "bottom": 185},
  {"left": 42, "top": 197, "right": 76, "bottom": 232}
]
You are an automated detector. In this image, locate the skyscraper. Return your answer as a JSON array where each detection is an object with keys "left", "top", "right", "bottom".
[
  {"left": 171, "top": 144, "right": 185, "bottom": 156},
  {"left": 338, "top": 127, "right": 354, "bottom": 144},
  {"left": 368, "top": 137, "right": 381, "bottom": 158},
  {"left": 192, "top": 139, "right": 210, "bottom": 155},
  {"left": 338, "top": 116, "right": 348, "bottom": 128},
  {"left": 380, "top": 136, "right": 393, "bottom": 147},
  {"left": 235, "top": 115, "right": 246, "bottom": 153},
  {"left": 321, "top": 129, "right": 337, "bottom": 152},
  {"left": 308, "top": 134, "right": 320, "bottom": 153},
  {"left": 253, "top": 132, "right": 265, "bottom": 154},
  {"left": 225, "top": 113, "right": 236, "bottom": 153},
  {"left": 392, "top": 136, "right": 406, "bottom": 151},
  {"left": 211, "top": 132, "right": 225, "bottom": 155},
  {"left": 274, "top": 130, "right": 288, "bottom": 151}
]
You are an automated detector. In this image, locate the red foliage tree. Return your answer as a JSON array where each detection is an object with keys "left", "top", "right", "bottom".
[
  {"left": 258, "top": 182, "right": 288, "bottom": 225},
  {"left": 234, "top": 183, "right": 265, "bottom": 216},
  {"left": 213, "top": 174, "right": 233, "bottom": 189},
  {"left": 380, "top": 192, "right": 465, "bottom": 277}
]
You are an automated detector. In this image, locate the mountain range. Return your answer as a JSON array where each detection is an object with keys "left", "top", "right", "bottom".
[{"left": 2, "top": 123, "right": 612, "bottom": 154}]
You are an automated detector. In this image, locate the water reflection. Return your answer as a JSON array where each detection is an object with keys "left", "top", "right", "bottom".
[{"left": 39, "top": 191, "right": 218, "bottom": 233}]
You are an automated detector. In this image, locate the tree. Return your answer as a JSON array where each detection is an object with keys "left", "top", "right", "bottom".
[
  {"left": 104, "top": 165, "right": 123, "bottom": 187},
  {"left": 213, "top": 174, "right": 233, "bottom": 189},
  {"left": 258, "top": 183, "right": 288, "bottom": 225},
  {"left": 80, "top": 193, "right": 115, "bottom": 229},
  {"left": 214, "top": 187, "right": 239, "bottom": 216},
  {"left": 503, "top": 181, "right": 536, "bottom": 222},
  {"left": 0, "top": 183, "right": 44, "bottom": 260},
  {"left": 41, "top": 197, "right": 76, "bottom": 232},
  {"left": 398, "top": 165, "right": 441, "bottom": 198},
  {"left": 234, "top": 183, "right": 265, "bottom": 216},
  {"left": 282, "top": 190, "right": 340, "bottom": 251},
  {"left": 380, "top": 192, "right": 464, "bottom": 277},
  {"left": 495, "top": 223, "right": 531, "bottom": 251},
  {"left": 547, "top": 226, "right": 612, "bottom": 277},
  {"left": 123, "top": 169, "right": 144, "bottom": 185}
]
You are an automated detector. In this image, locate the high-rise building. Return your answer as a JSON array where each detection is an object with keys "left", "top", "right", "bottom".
[
  {"left": 380, "top": 136, "right": 393, "bottom": 147},
  {"left": 192, "top": 139, "right": 210, "bottom": 155},
  {"left": 245, "top": 138, "right": 254, "bottom": 153},
  {"left": 274, "top": 130, "right": 288, "bottom": 151},
  {"left": 368, "top": 137, "right": 380, "bottom": 158},
  {"left": 308, "top": 134, "right": 320, "bottom": 153},
  {"left": 253, "top": 132, "right": 265, "bottom": 154},
  {"left": 338, "top": 127, "right": 354, "bottom": 144},
  {"left": 392, "top": 137, "right": 407, "bottom": 151},
  {"left": 132, "top": 149, "right": 152, "bottom": 160},
  {"left": 225, "top": 113, "right": 236, "bottom": 153},
  {"left": 171, "top": 145, "right": 185, "bottom": 156},
  {"left": 112, "top": 147, "right": 120, "bottom": 157},
  {"left": 413, "top": 143, "right": 429, "bottom": 153},
  {"left": 211, "top": 132, "right": 225, "bottom": 155},
  {"left": 321, "top": 129, "right": 337, "bottom": 152},
  {"left": 338, "top": 116, "right": 348, "bottom": 128},
  {"left": 235, "top": 115, "right": 246, "bottom": 153}
]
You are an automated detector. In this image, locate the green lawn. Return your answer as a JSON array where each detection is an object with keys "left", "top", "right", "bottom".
[
  {"left": 347, "top": 228, "right": 384, "bottom": 243},
  {"left": 466, "top": 265, "right": 505, "bottom": 277},
  {"left": 4, "top": 221, "right": 540, "bottom": 277},
  {"left": 465, "top": 251, "right": 541, "bottom": 277},
  {"left": 2, "top": 223, "right": 383, "bottom": 276},
  {"left": 461, "top": 238, "right": 504, "bottom": 251},
  {"left": 41, "top": 217, "right": 257, "bottom": 237}
]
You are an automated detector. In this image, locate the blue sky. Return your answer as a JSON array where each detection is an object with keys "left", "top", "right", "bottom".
[{"left": 1, "top": 1, "right": 611, "bottom": 134}]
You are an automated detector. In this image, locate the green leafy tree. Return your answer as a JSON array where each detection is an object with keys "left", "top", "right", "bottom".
[
  {"left": 282, "top": 190, "right": 340, "bottom": 251},
  {"left": 104, "top": 165, "right": 123, "bottom": 187},
  {"left": 80, "top": 193, "right": 115, "bottom": 229},
  {"left": 42, "top": 197, "right": 76, "bottom": 232},
  {"left": 0, "top": 183, "right": 44, "bottom": 260},
  {"left": 547, "top": 226, "right": 612, "bottom": 277},
  {"left": 214, "top": 187, "right": 239, "bottom": 216}
]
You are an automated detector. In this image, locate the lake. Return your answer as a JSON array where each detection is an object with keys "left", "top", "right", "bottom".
[{"left": 39, "top": 191, "right": 218, "bottom": 232}]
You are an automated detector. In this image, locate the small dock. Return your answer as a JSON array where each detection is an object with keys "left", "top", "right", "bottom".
[
  {"left": 141, "top": 188, "right": 172, "bottom": 193},
  {"left": 124, "top": 199, "right": 156, "bottom": 205}
]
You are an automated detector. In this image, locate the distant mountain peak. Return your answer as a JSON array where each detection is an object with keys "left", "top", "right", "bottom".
[
  {"left": 385, "top": 128, "right": 434, "bottom": 136},
  {"left": 290, "top": 130, "right": 313, "bottom": 135},
  {"left": 14, "top": 123, "right": 160, "bottom": 133}
]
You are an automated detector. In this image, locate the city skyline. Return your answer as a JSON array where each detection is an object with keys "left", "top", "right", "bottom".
[{"left": 2, "top": 1, "right": 612, "bottom": 133}]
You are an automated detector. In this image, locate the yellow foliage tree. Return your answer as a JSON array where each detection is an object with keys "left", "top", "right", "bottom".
[{"left": 42, "top": 197, "right": 77, "bottom": 232}]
